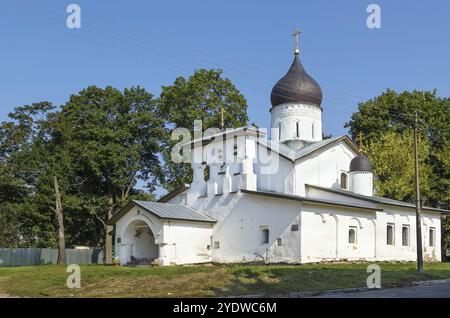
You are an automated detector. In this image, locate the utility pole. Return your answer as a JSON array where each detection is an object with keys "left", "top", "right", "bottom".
[{"left": 413, "top": 110, "right": 424, "bottom": 274}]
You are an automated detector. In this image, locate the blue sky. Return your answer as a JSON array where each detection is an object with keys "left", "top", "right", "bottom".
[{"left": 0, "top": 0, "right": 449, "bottom": 136}]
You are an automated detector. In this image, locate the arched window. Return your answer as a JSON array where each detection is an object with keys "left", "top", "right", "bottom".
[
  {"left": 402, "top": 225, "right": 409, "bottom": 246},
  {"left": 278, "top": 123, "right": 282, "bottom": 140},
  {"left": 429, "top": 227, "right": 435, "bottom": 247},
  {"left": 261, "top": 228, "right": 269, "bottom": 244},
  {"left": 348, "top": 227, "right": 357, "bottom": 244},
  {"left": 296, "top": 121, "right": 300, "bottom": 138},
  {"left": 203, "top": 165, "right": 210, "bottom": 182},
  {"left": 340, "top": 173, "right": 348, "bottom": 189},
  {"left": 387, "top": 224, "right": 395, "bottom": 245}
]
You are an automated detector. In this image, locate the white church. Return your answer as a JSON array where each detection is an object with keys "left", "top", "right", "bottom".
[{"left": 108, "top": 40, "right": 445, "bottom": 266}]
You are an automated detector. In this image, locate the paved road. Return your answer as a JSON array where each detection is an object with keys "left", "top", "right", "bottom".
[{"left": 313, "top": 281, "right": 450, "bottom": 298}]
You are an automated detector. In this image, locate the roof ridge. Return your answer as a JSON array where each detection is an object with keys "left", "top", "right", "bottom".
[
  {"left": 305, "top": 184, "right": 448, "bottom": 213},
  {"left": 134, "top": 200, "right": 215, "bottom": 221}
]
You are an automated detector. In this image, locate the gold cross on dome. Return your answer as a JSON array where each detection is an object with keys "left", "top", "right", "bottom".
[{"left": 292, "top": 28, "right": 301, "bottom": 55}]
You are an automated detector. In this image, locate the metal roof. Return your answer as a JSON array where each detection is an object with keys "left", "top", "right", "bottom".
[
  {"left": 271, "top": 54, "right": 323, "bottom": 107},
  {"left": 349, "top": 153, "right": 373, "bottom": 172},
  {"left": 157, "top": 184, "right": 190, "bottom": 203},
  {"left": 305, "top": 184, "right": 449, "bottom": 213},
  {"left": 241, "top": 189, "right": 381, "bottom": 211},
  {"left": 107, "top": 200, "right": 216, "bottom": 225},
  {"left": 258, "top": 135, "right": 359, "bottom": 162},
  {"left": 133, "top": 200, "right": 215, "bottom": 222}
]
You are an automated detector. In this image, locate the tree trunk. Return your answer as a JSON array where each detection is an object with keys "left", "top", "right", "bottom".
[
  {"left": 53, "top": 176, "right": 66, "bottom": 264},
  {"left": 104, "top": 187, "right": 114, "bottom": 264}
]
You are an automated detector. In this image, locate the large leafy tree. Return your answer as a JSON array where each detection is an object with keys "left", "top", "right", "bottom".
[
  {"left": 0, "top": 102, "right": 62, "bottom": 247},
  {"left": 364, "top": 130, "right": 432, "bottom": 200},
  {"left": 0, "top": 72, "right": 248, "bottom": 253},
  {"left": 58, "top": 85, "right": 163, "bottom": 263},
  {"left": 158, "top": 69, "right": 248, "bottom": 191},
  {"left": 346, "top": 89, "right": 450, "bottom": 257},
  {"left": 0, "top": 161, "right": 28, "bottom": 247}
]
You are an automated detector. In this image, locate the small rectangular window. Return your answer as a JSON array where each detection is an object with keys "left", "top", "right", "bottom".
[
  {"left": 291, "top": 224, "right": 299, "bottom": 231},
  {"left": 277, "top": 238, "right": 282, "bottom": 246},
  {"left": 402, "top": 225, "right": 409, "bottom": 246},
  {"left": 429, "top": 228, "right": 435, "bottom": 247},
  {"left": 213, "top": 241, "right": 220, "bottom": 249},
  {"left": 387, "top": 224, "right": 395, "bottom": 246},
  {"left": 340, "top": 173, "right": 348, "bottom": 190}
]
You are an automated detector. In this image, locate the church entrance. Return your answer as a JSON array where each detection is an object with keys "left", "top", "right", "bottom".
[{"left": 123, "top": 219, "right": 159, "bottom": 265}]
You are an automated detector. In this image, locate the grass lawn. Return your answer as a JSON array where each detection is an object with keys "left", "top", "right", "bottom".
[{"left": 0, "top": 262, "right": 449, "bottom": 297}]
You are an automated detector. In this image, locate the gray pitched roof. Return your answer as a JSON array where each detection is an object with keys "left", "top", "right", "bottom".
[
  {"left": 183, "top": 125, "right": 358, "bottom": 163},
  {"left": 241, "top": 189, "right": 381, "bottom": 211},
  {"left": 107, "top": 200, "right": 216, "bottom": 225},
  {"left": 258, "top": 135, "right": 359, "bottom": 162},
  {"left": 158, "top": 184, "right": 190, "bottom": 203},
  {"left": 306, "top": 184, "right": 449, "bottom": 213}
]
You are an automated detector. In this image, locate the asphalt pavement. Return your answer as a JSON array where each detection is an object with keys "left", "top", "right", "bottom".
[{"left": 312, "top": 281, "right": 450, "bottom": 298}]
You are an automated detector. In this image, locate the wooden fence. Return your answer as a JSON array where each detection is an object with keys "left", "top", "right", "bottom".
[{"left": 0, "top": 248, "right": 104, "bottom": 267}]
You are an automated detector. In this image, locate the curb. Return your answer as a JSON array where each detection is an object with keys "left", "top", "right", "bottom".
[
  {"left": 299, "top": 278, "right": 450, "bottom": 298},
  {"left": 410, "top": 278, "right": 450, "bottom": 286},
  {"left": 226, "top": 278, "right": 450, "bottom": 298}
]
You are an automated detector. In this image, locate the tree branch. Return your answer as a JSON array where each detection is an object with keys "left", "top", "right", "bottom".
[
  {"left": 123, "top": 168, "right": 139, "bottom": 201},
  {"left": 94, "top": 214, "right": 107, "bottom": 229}
]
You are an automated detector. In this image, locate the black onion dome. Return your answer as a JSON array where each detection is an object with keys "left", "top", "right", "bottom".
[
  {"left": 270, "top": 55, "right": 322, "bottom": 107},
  {"left": 349, "top": 153, "right": 373, "bottom": 172}
]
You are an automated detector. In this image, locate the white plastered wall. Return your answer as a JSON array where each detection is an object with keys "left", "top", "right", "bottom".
[
  {"left": 114, "top": 206, "right": 213, "bottom": 266},
  {"left": 270, "top": 102, "right": 322, "bottom": 143},
  {"left": 295, "top": 140, "right": 358, "bottom": 196}
]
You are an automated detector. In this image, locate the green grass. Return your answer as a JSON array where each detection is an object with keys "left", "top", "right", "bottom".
[{"left": 0, "top": 262, "right": 449, "bottom": 297}]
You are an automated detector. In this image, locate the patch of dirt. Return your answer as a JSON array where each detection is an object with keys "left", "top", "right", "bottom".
[{"left": 0, "top": 294, "right": 19, "bottom": 298}]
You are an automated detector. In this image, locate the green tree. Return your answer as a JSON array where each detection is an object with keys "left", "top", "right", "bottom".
[
  {"left": 0, "top": 162, "right": 28, "bottom": 247},
  {"left": 0, "top": 102, "right": 62, "bottom": 248},
  {"left": 364, "top": 130, "right": 432, "bottom": 200},
  {"left": 58, "top": 85, "right": 163, "bottom": 263},
  {"left": 346, "top": 89, "right": 450, "bottom": 258},
  {"left": 158, "top": 69, "right": 248, "bottom": 191}
]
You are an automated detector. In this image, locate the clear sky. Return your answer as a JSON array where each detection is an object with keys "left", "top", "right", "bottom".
[{"left": 1, "top": 0, "right": 449, "bottom": 137}]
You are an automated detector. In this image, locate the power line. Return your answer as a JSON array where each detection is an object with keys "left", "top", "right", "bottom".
[
  {"left": 0, "top": 1, "right": 433, "bottom": 125},
  {"left": 0, "top": 1, "right": 367, "bottom": 105}
]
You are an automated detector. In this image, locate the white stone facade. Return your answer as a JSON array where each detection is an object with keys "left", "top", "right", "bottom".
[
  {"left": 270, "top": 102, "right": 322, "bottom": 144},
  {"left": 111, "top": 49, "right": 446, "bottom": 266},
  {"left": 112, "top": 126, "right": 444, "bottom": 266},
  {"left": 114, "top": 206, "right": 213, "bottom": 266}
]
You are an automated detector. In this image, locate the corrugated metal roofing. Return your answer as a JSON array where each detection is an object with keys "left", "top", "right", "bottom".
[
  {"left": 258, "top": 135, "right": 357, "bottom": 161},
  {"left": 294, "top": 136, "right": 347, "bottom": 159},
  {"left": 241, "top": 189, "right": 381, "bottom": 211},
  {"left": 306, "top": 184, "right": 448, "bottom": 213},
  {"left": 157, "top": 184, "right": 190, "bottom": 203},
  {"left": 132, "top": 200, "right": 216, "bottom": 222}
]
